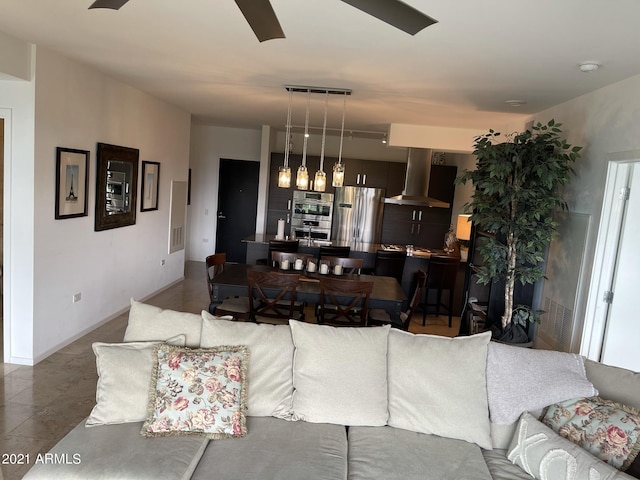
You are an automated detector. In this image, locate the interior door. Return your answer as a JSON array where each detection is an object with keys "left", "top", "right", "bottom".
[
  {"left": 600, "top": 164, "right": 640, "bottom": 371},
  {"left": 215, "top": 158, "right": 260, "bottom": 263}
]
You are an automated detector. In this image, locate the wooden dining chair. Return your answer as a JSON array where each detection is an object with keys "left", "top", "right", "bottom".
[
  {"left": 317, "top": 276, "right": 373, "bottom": 327},
  {"left": 247, "top": 269, "right": 303, "bottom": 324},
  {"left": 369, "top": 269, "right": 427, "bottom": 330},
  {"left": 374, "top": 250, "right": 406, "bottom": 283},
  {"left": 207, "top": 253, "right": 251, "bottom": 321},
  {"left": 421, "top": 255, "right": 460, "bottom": 327},
  {"left": 256, "top": 239, "right": 300, "bottom": 266},
  {"left": 318, "top": 245, "right": 351, "bottom": 260},
  {"left": 205, "top": 253, "right": 226, "bottom": 302},
  {"left": 320, "top": 256, "right": 363, "bottom": 275}
]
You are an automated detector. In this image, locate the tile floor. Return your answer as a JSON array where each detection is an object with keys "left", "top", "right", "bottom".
[{"left": 0, "top": 261, "right": 459, "bottom": 479}]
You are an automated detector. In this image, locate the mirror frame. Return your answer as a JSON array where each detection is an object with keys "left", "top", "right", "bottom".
[{"left": 94, "top": 142, "right": 139, "bottom": 231}]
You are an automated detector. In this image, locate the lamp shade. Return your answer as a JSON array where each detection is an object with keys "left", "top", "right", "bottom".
[
  {"left": 456, "top": 214, "right": 472, "bottom": 240},
  {"left": 278, "top": 166, "right": 291, "bottom": 188}
]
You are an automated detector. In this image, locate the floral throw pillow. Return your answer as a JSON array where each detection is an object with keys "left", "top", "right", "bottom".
[
  {"left": 540, "top": 396, "right": 640, "bottom": 474},
  {"left": 141, "top": 344, "right": 249, "bottom": 439}
]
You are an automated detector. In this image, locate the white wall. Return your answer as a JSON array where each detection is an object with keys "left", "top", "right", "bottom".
[
  {"left": 187, "top": 124, "right": 262, "bottom": 262},
  {"left": 0, "top": 46, "right": 37, "bottom": 364},
  {"left": 532, "top": 73, "right": 640, "bottom": 352},
  {"left": 2, "top": 45, "right": 192, "bottom": 364}
]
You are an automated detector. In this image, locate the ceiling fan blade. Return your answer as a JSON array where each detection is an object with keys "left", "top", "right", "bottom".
[
  {"left": 234, "top": 0, "right": 285, "bottom": 42},
  {"left": 341, "top": 0, "right": 437, "bottom": 35},
  {"left": 88, "top": 0, "right": 131, "bottom": 10}
]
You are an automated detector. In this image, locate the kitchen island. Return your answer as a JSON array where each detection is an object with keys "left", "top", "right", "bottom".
[{"left": 242, "top": 234, "right": 465, "bottom": 316}]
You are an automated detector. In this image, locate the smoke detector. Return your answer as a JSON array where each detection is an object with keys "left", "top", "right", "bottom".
[{"left": 579, "top": 62, "right": 600, "bottom": 73}]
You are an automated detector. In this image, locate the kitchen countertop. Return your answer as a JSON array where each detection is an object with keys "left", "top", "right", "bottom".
[{"left": 242, "top": 234, "right": 436, "bottom": 257}]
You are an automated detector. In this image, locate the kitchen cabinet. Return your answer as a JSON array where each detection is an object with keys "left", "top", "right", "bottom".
[
  {"left": 267, "top": 154, "right": 407, "bottom": 235},
  {"left": 386, "top": 162, "right": 407, "bottom": 197},
  {"left": 428, "top": 165, "right": 458, "bottom": 205},
  {"left": 342, "top": 158, "right": 405, "bottom": 192},
  {"left": 380, "top": 204, "right": 450, "bottom": 248}
]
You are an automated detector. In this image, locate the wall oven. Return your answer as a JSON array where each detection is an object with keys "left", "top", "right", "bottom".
[{"left": 290, "top": 191, "right": 334, "bottom": 241}]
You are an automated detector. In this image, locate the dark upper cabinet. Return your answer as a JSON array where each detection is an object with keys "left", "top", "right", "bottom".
[
  {"left": 386, "top": 162, "right": 407, "bottom": 197},
  {"left": 428, "top": 165, "right": 458, "bottom": 204},
  {"left": 380, "top": 204, "right": 450, "bottom": 248}
]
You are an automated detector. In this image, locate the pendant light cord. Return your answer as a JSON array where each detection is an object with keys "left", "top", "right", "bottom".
[
  {"left": 302, "top": 91, "right": 310, "bottom": 167},
  {"left": 319, "top": 91, "right": 328, "bottom": 171},
  {"left": 284, "top": 89, "right": 293, "bottom": 167},
  {"left": 338, "top": 93, "right": 347, "bottom": 164}
]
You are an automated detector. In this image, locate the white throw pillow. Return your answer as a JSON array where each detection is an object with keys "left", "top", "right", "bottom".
[
  {"left": 508, "top": 413, "right": 634, "bottom": 480},
  {"left": 200, "top": 311, "right": 295, "bottom": 418},
  {"left": 387, "top": 329, "right": 493, "bottom": 450},
  {"left": 123, "top": 298, "right": 204, "bottom": 348},
  {"left": 289, "top": 320, "right": 390, "bottom": 426},
  {"left": 86, "top": 335, "right": 185, "bottom": 426}
]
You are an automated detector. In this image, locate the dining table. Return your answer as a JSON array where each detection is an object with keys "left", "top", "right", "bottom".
[{"left": 209, "top": 264, "right": 408, "bottom": 325}]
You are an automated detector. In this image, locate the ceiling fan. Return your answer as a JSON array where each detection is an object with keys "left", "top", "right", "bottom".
[{"left": 88, "top": 0, "right": 438, "bottom": 42}]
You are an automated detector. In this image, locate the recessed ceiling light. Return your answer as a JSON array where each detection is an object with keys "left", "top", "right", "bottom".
[
  {"left": 505, "top": 100, "right": 526, "bottom": 107},
  {"left": 579, "top": 62, "right": 600, "bottom": 73}
]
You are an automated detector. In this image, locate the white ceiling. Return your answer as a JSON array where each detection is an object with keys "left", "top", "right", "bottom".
[{"left": 2, "top": 0, "right": 640, "bottom": 136}]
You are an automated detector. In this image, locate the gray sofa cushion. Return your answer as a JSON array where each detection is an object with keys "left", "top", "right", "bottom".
[
  {"left": 585, "top": 359, "right": 640, "bottom": 410},
  {"left": 23, "top": 420, "right": 208, "bottom": 480},
  {"left": 482, "top": 449, "right": 538, "bottom": 480},
  {"left": 191, "top": 416, "right": 348, "bottom": 480},
  {"left": 347, "top": 425, "right": 493, "bottom": 480}
]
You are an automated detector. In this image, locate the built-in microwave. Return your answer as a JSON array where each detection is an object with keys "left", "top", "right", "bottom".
[{"left": 290, "top": 191, "right": 334, "bottom": 240}]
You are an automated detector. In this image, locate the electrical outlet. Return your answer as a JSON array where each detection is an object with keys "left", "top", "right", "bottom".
[
  {"left": 202, "top": 238, "right": 209, "bottom": 243},
  {"left": 73, "top": 293, "right": 81, "bottom": 303},
  {"left": 161, "top": 259, "right": 166, "bottom": 266},
  {"left": 205, "top": 209, "right": 209, "bottom": 216}
]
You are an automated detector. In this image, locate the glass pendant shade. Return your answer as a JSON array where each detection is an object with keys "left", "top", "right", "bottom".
[
  {"left": 296, "top": 165, "right": 309, "bottom": 190},
  {"left": 332, "top": 163, "right": 345, "bottom": 187},
  {"left": 313, "top": 170, "right": 327, "bottom": 192},
  {"left": 278, "top": 166, "right": 291, "bottom": 188}
]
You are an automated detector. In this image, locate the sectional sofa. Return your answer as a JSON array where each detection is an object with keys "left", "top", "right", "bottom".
[{"left": 24, "top": 299, "right": 640, "bottom": 480}]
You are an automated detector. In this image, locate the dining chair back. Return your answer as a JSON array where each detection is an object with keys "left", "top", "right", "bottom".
[
  {"left": 205, "top": 253, "right": 226, "bottom": 302},
  {"left": 374, "top": 250, "right": 407, "bottom": 283},
  {"left": 255, "top": 239, "right": 300, "bottom": 266},
  {"left": 369, "top": 269, "right": 426, "bottom": 330},
  {"left": 247, "top": 269, "right": 302, "bottom": 324},
  {"left": 271, "top": 251, "right": 315, "bottom": 271},
  {"left": 421, "top": 255, "right": 460, "bottom": 327},
  {"left": 317, "top": 276, "right": 373, "bottom": 327},
  {"left": 318, "top": 245, "right": 351, "bottom": 259},
  {"left": 320, "top": 256, "right": 363, "bottom": 275}
]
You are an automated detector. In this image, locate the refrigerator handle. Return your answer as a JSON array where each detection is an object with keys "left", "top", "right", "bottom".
[
  {"left": 411, "top": 224, "right": 415, "bottom": 235},
  {"left": 287, "top": 199, "right": 291, "bottom": 210},
  {"left": 417, "top": 224, "right": 421, "bottom": 235},
  {"left": 286, "top": 213, "right": 290, "bottom": 224},
  {"left": 412, "top": 210, "right": 416, "bottom": 221},
  {"left": 362, "top": 174, "right": 367, "bottom": 185},
  {"left": 418, "top": 210, "right": 423, "bottom": 221},
  {"left": 356, "top": 173, "right": 361, "bottom": 185}
]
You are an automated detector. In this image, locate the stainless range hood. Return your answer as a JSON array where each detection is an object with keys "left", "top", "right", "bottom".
[{"left": 384, "top": 147, "right": 450, "bottom": 208}]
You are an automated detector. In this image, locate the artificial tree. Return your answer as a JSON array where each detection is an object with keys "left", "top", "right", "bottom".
[{"left": 459, "top": 120, "right": 581, "bottom": 340}]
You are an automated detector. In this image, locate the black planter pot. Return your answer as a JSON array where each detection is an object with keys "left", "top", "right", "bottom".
[{"left": 491, "top": 323, "right": 534, "bottom": 348}]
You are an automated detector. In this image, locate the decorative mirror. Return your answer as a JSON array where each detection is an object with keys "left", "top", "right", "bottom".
[{"left": 94, "top": 142, "right": 139, "bottom": 231}]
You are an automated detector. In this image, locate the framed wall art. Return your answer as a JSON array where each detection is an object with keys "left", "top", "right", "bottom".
[
  {"left": 55, "top": 147, "right": 89, "bottom": 219},
  {"left": 141, "top": 160, "right": 160, "bottom": 212},
  {"left": 94, "top": 142, "right": 139, "bottom": 231}
]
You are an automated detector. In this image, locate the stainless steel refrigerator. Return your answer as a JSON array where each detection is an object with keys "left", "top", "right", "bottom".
[{"left": 332, "top": 186, "right": 385, "bottom": 244}]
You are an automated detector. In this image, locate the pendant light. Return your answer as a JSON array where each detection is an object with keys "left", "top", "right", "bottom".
[
  {"left": 278, "top": 89, "right": 293, "bottom": 188},
  {"left": 296, "top": 91, "right": 310, "bottom": 190},
  {"left": 313, "top": 91, "right": 329, "bottom": 192},
  {"left": 332, "top": 92, "right": 347, "bottom": 187}
]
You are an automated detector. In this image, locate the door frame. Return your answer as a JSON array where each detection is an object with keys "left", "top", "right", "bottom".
[
  {"left": 580, "top": 151, "right": 640, "bottom": 361},
  {"left": 1, "top": 108, "right": 13, "bottom": 363}
]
